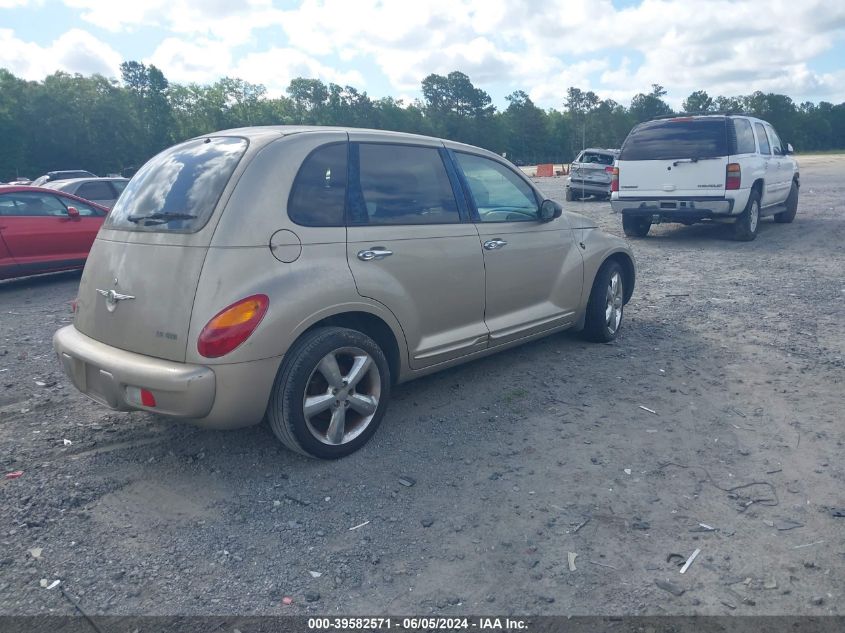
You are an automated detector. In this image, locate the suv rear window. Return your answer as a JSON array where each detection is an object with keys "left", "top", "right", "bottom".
[
  {"left": 619, "top": 118, "right": 728, "bottom": 161},
  {"left": 106, "top": 137, "right": 248, "bottom": 232}
]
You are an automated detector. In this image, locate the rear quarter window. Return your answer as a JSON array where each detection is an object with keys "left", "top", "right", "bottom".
[
  {"left": 732, "top": 119, "right": 757, "bottom": 154},
  {"left": 620, "top": 119, "right": 728, "bottom": 160},
  {"left": 106, "top": 137, "right": 248, "bottom": 232},
  {"left": 288, "top": 143, "right": 347, "bottom": 227}
]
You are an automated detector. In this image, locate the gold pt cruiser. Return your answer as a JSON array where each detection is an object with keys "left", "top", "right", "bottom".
[{"left": 54, "top": 127, "right": 636, "bottom": 459}]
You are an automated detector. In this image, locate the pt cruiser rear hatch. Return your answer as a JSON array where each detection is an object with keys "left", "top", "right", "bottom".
[{"left": 72, "top": 136, "right": 252, "bottom": 363}]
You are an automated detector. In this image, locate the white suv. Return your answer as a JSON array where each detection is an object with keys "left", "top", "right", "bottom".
[{"left": 610, "top": 114, "right": 799, "bottom": 241}]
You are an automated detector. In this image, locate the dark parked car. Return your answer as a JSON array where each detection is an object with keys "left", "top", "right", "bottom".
[
  {"left": 0, "top": 186, "right": 108, "bottom": 280},
  {"left": 31, "top": 170, "right": 98, "bottom": 187},
  {"left": 43, "top": 177, "right": 129, "bottom": 209}
]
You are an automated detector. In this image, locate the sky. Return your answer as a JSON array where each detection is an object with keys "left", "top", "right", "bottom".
[{"left": 1, "top": 0, "right": 844, "bottom": 110}]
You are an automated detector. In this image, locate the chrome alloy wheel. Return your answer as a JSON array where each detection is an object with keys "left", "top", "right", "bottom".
[
  {"left": 749, "top": 199, "right": 759, "bottom": 233},
  {"left": 605, "top": 271, "right": 624, "bottom": 334},
  {"left": 302, "top": 347, "right": 381, "bottom": 446}
]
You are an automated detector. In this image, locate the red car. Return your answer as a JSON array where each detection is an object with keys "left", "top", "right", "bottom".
[{"left": 0, "top": 185, "right": 108, "bottom": 281}]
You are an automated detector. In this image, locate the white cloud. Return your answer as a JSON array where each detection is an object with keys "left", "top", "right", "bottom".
[
  {"left": 0, "top": 28, "right": 122, "bottom": 79},
  {"left": 271, "top": 0, "right": 845, "bottom": 106},
  {"left": 233, "top": 48, "right": 365, "bottom": 96},
  {"left": 13, "top": 0, "right": 845, "bottom": 107},
  {"left": 64, "top": 0, "right": 283, "bottom": 45},
  {"left": 145, "top": 38, "right": 364, "bottom": 94},
  {"left": 147, "top": 38, "right": 234, "bottom": 84}
]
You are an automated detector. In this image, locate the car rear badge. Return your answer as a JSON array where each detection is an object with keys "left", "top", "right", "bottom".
[{"left": 96, "top": 288, "right": 135, "bottom": 312}]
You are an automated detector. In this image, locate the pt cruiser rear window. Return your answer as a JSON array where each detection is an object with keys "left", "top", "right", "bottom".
[{"left": 106, "top": 137, "right": 248, "bottom": 232}]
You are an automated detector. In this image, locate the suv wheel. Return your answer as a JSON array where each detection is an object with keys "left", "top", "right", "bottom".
[
  {"left": 565, "top": 187, "right": 574, "bottom": 202},
  {"left": 268, "top": 327, "right": 391, "bottom": 459},
  {"left": 583, "top": 261, "right": 625, "bottom": 343},
  {"left": 733, "top": 191, "right": 761, "bottom": 241},
  {"left": 774, "top": 180, "right": 798, "bottom": 223},
  {"left": 622, "top": 214, "right": 651, "bottom": 238}
]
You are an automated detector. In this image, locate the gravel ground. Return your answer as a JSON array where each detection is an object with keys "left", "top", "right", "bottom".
[{"left": 0, "top": 155, "right": 843, "bottom": 617}]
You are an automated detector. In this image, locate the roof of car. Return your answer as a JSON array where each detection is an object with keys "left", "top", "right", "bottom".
[
  {"left": 580, "top": 148, "right": 620, "bottom": 154},
  {"left": 205, "top": 125, "right": 461, "bottom": 145},
  {"left": 197, "top": 125, "right": 509, "bottom": 164},
  {"left": 43, "top": 177, "right": 129, "bottom": 188}
]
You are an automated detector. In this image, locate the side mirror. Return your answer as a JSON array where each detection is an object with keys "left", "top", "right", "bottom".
[
  {"left": 785, "top": 143, "right": 794, "bottom": 155},
  {"left": 66, "top": 206, "right": 80, "bottom": 218},
  {"left": 539, "top": 199, "right": 562, "bottom": 222}
]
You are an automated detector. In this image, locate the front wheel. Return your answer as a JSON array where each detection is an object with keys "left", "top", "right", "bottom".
[
  {"left": 268, "top": 327, "right": 391, "bottom": 459},
  {"left": 774, "top": 181, "right": 798, "bottom": 223},
  {"left": 583, "top": 261, "right": 626, "bottom": 343},
  {"left": 733, "top": 190, "right": 761, "bottom": 241},
  {"left": 622, "top": 214, "right": 651, "bottom": 237}
]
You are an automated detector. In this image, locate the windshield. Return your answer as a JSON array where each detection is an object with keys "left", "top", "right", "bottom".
[
  {"left": 106, "top": 136, "right": 248, "bottom": 232},
  {"left": 619, "top": 118, "right": 728, "bottom": 160}
]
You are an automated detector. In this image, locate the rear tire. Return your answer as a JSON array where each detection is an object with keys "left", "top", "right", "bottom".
[
  {"left": 733, "top": 190, "right": 761, "bottom": 241},
  {"left": 267, "top": 327, "right": 391, "bottom": 459},
  {"left": 565, "top": 187, "right": 574, "bottom": 202},
  {"left": 583, "top": 261, "right": 625, "bottom": 343},
  {"left": 774, "top": 181, "right": 798, "bottom": 223},
  {"left": 622, "top": 214, "right": 651, "bottom": 238}
]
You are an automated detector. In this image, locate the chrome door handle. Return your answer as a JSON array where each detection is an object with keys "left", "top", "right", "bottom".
[
  {"left": 483, "top": 238, "right": 508, "bottom": 250},
  {"left": 357, "top": 247, "right": 393, "bottom": 261}
]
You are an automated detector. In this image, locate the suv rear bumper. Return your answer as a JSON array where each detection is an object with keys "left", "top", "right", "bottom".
[
  {"left": 611, "top": 198, "right": 734, "bottom": 217},
  {"left": 53, "top": 325, "right": 279, "bottom": 429}
]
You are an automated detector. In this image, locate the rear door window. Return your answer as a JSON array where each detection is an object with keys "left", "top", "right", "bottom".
[
  {"left": 349, "top": 144, "right": 460, "bottom": 225},
  {"left": 288, "top": 143, "right": 347, "bottom": 226},
  {"left": 76, "top": 181, "right": 113, "bottom": 201},
  {"left": 766, "top": 125, "right": 784, "bottom": 155},
  {"left": 755, "top": 123, "right": 771, "bottom": 155},
  {"left": 732, "top": 119, "right": 756, "bottom": 154},
  {"left": 106, "top": 137, "right": 248, "bottom": 232},
  {"left": 620, "top": 118, "right": 728, "bottom": 160}
]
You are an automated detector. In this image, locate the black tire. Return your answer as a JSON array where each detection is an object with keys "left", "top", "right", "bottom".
[
  {"left": 267, "top": 327, "right": 391, "bottom": 459},
  {"left": 582, "top": 261, "right": 625, "bottom": 343},
  {"left": 622, "top": 214, "right": 651, "bottom": 238},
  {"left": 774, "top": 180, "right": 798, "bottom": 223},
  {"left": 733, "top": 189, "right": 761, "bottom": 241},
  {"left": 565, "top": 187, "right": 574, "bottom": 202}
]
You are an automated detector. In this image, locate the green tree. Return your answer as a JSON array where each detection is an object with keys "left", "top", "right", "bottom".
[
  {"left": 630, "top": 84, "right": 673, "bottom": 122},
  {"left": 682, "top": 90, "right": 714, "bottom": 113}
]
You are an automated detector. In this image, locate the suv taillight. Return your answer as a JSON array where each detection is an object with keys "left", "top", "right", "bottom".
[
  {"left": 610, "top": 167, "right": 619, "bottom": 193},
  {"left": 726, "top": 163, "right": 741, "bottom": 190},
  {"left": 197, "top": 295, "right": 269, "bottom": 358}
]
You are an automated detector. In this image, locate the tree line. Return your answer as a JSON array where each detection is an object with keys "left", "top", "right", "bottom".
[{"left": 1, "top": 62, "right": 844, "bottom": 181}]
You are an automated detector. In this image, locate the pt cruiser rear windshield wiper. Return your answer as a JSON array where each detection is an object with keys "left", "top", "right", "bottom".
[{"left": 127, "top": 212, "right": 197, "bottom": 225}]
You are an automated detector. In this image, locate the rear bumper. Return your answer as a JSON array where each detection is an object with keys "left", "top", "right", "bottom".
[
  {"left": 567, "top": 178, "right": 610, "bottom": 195},
  {"left": 53, "top": 326, "right": 279, "bottom": 429},
  {"left": 611, "top": 197, "right": 734, "bottom": 218}
]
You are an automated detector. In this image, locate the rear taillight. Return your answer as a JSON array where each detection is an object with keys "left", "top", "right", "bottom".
[
  {"left": 610, "top": 167, "right": 619, "bottom": 193},
  {"left": 726, "top": 163, "right": 741, "bottom": 190},
  {"left": 197, "top": 294, "right": 269, "bottom": 358},
  {"left": 604, "top": 166, "right": 614, "bottom": 174}
]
